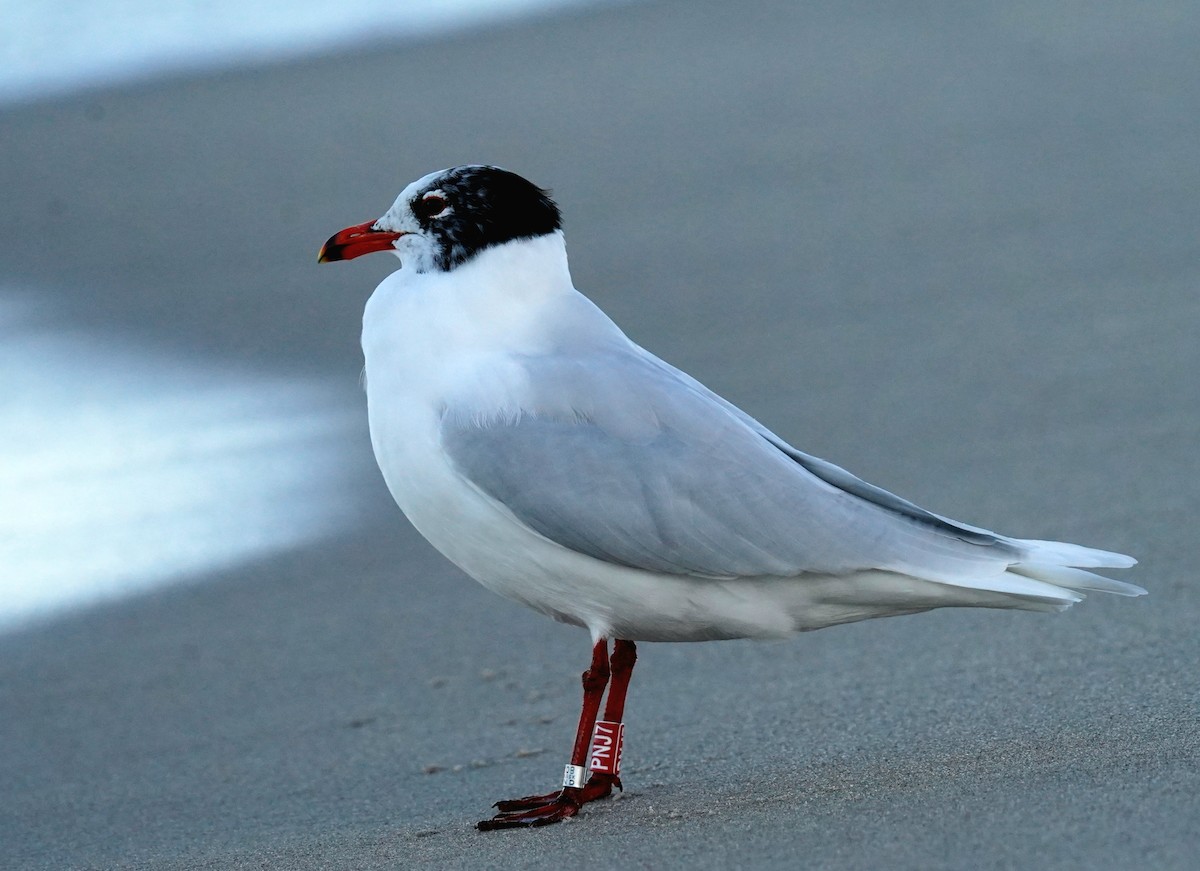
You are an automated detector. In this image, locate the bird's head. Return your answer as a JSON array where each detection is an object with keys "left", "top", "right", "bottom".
[{"left": 318, "top": 165, "right": 562, "bottom": 273}]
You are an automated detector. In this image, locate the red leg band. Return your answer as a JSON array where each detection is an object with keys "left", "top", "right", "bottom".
[{"left": 589, "top": 720, "right": 625, "bottom": 775}]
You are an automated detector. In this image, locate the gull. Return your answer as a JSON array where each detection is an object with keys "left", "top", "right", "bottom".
[{"left": 318, "top": 165, "right": 1142, "bottom": 829}]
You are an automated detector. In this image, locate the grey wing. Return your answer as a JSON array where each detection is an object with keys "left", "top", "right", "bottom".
[{"left": 440, "top": 347, "right": 1021, "bottom": 583}]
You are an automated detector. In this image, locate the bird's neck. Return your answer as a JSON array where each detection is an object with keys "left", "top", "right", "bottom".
[
  {"left": 445, "top": 231, "right": 573, "bottom": 312},
  {"left": 363, "top": 231, "right": 578, "bottom": 372}
]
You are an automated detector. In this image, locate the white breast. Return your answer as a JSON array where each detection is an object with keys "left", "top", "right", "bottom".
[{"left": 359, "top": 235, "right": 620, "bottom": 627}]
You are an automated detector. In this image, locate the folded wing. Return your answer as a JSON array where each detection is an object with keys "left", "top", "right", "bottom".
[{"left": 440, "top": 345, "right": 1140, "bottom": 602}]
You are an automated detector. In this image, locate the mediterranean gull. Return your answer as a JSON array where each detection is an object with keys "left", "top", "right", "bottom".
[{"left": 317, "top": 165, "right": 1143, "bottom": 829}]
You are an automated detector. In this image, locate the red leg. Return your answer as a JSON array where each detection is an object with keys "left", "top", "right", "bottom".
[
  {"left": 477, "top": 639, "right": 611, "bottom": 829},
  {"left": 582, "top": 639, "right": 637, "bottom": 798}
]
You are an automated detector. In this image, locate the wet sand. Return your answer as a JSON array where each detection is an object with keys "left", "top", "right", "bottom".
[{"left": 2, "top": 0, "right": 1198, "bottom": 867}]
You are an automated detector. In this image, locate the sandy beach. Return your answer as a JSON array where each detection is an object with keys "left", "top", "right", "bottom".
[{"left": 2, "top": 1, "right": 1198, "bottom": 867}]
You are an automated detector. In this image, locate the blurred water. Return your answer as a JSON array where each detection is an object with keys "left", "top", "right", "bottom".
[
  {"left": 0, "top": 292, "right": 364, "bottom": 629},
  {"left": 0, "top": 3, "right": 630, "bottom": 629},
  {"left": 0, "top": 0, "right": 615, "bottom": 104}
]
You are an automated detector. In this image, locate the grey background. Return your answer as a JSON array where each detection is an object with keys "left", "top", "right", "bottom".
[{"left": 2, "top": 0, "right": 1197, "bottom": 867}]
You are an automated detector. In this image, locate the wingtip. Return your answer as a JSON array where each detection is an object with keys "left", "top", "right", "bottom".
[
  {"left": 1103, "top": 553, "right": 1138, "bottom": 569},
  {"left": 1009, "top": 562, "right": 1146, "bottom": 598}
]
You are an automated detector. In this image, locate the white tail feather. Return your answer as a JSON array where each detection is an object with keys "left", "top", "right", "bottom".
[
  {"left": 922, "top": 537, "right": 1142, "bottom": 611},
  {"left": 936, "top": 570, "right": 1084, "bottom": 605},
  {"left": 1009, "top": 562, "right": 1147, "bottom": 597}
]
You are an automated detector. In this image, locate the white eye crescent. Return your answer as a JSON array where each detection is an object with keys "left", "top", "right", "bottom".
[{"left": 419, "top": 193, "right": 451, "bottom": 219}]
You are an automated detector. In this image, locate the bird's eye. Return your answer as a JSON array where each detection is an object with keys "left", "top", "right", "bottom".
[{"left": 417, "top": 194, "right": 449, "bottom": 218}]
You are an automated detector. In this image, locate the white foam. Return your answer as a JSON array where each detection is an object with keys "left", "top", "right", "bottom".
[
  {"left": 0, "top": 0, "right": 618, "bottom": 105},
  {"left": 0, "top": 292, "right": 363, "bottom": 630}
]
